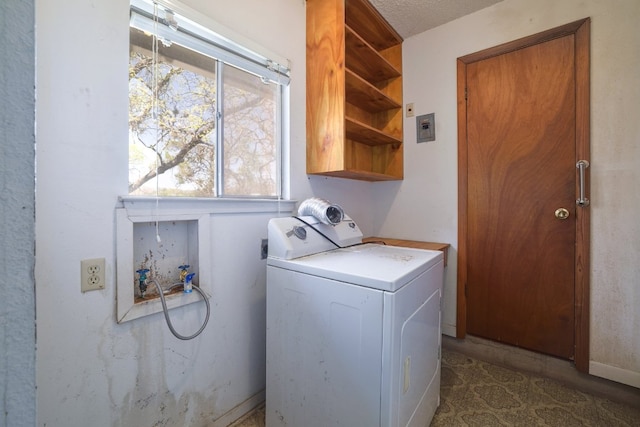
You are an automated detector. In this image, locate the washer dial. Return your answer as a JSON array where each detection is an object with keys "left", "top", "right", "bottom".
[{"left": 292, "top": 225, "right": 307, "bottom": 240}]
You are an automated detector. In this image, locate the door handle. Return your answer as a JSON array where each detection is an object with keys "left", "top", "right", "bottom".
[
  {"left": 576, "top": 160, "right": 590, "bottom": 207},
  {"left": 555, "top": 208, "right": 570, "bottom": 220}
]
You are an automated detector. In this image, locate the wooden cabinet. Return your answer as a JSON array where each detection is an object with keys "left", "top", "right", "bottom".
[{"left": 306, "top": 0, "right": 404, "bottom": 181}]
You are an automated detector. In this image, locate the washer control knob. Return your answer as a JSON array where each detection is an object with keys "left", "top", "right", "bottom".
[{"left": 292, "top": 225, "right": 307, "bottom": 240}]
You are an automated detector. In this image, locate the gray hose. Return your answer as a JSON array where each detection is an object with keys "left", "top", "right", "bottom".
[
  {"left": 149, "top": 280, "right": 210, "bottom": 340},
  {"left": 297, "top": 197, "right": 344, "bottom": 225}
]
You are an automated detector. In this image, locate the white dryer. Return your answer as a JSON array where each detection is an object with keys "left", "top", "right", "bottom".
[{"left": 266, "top": 215, "right": 444, "bottom": 427}]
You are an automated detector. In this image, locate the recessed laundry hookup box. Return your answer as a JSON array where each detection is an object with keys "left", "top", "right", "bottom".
[{"left": 115, "top": 200, "right": 211, "bottom": 323}]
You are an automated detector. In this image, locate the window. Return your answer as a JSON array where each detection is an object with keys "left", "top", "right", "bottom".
[{"left": 128, "top": 0, "right": 289, "bottom": 198}]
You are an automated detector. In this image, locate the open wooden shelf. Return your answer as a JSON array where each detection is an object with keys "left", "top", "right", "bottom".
[
  {"left": 345, "top": 117, "right": 402, "bottom": 146},
  {"left": 307, "top": 0, "right": 404, "bottom": 181},
  {"left": 345, "top": 26, "right": 401, "bottom": 83},
  {"left": 345, "top": 69, "right": 401, "bottom": 113},
  {"left": 345, "top": 0, "right": 402, "bottom": 51},
  {"left": 320, "top": 170, "right": 404, "bottom": 182}
]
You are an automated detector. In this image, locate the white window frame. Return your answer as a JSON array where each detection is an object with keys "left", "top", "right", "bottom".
[{"left": 129, "top": 0, "right": 290, "bottom": 198}]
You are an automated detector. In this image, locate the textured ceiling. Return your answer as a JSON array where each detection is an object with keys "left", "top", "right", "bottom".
[{"left": 369, "top": 0, "right": 504, "bottom": 39}]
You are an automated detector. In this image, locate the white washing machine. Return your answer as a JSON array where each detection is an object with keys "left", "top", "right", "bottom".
[{"left": 266, "top": 215, "right": 444, "bottom": 427}]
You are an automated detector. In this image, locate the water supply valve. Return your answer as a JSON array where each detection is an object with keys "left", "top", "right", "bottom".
[
  {"left": 184, "top": 273, "right": 196, "bottom": 293},
  {"left": 178, "top": 264, "right": 190, "bottom": 282},
  {"left": 136, "top": 268, "right": 150, "bottom": 298}
]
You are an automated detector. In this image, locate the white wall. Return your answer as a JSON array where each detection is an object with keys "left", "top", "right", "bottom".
[
  {"left": 33, "top": 0, "right": 638, "bottom": 425},
  {"left": 34, "top": 0, "right": 373, "bottom": 426},
  {"left": 0, "top": 1, "right": 36, "bottom": 425},
  {"left": 374, "top": 0, "right": 640, "bottom": 387}
]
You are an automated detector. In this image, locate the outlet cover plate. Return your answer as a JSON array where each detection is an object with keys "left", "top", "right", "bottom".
[
  {"left": 406, "top": 103, "right": 415, "bottom": 117},
  {"left": 81, "top": 258, "right": 105, "bottom": 292}
]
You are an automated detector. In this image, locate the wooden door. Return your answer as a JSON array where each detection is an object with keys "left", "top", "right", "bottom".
[{"left": 457, "top": 20, "right": 591, "bottom": 370}]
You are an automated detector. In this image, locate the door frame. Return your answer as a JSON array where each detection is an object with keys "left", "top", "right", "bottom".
[{"left": 456, "top": 19, "right": 591, "bottom": 372}]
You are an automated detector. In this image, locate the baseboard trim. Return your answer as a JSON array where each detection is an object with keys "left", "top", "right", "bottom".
[
  {"left": 590, "top": 361, "right": 640, "bottom": 389},
  {"left": 442, "top": 323, "right": 456, "bottom": 337},
  {"left": 213, "top": 389, "right": 265, "bottom": 427}
]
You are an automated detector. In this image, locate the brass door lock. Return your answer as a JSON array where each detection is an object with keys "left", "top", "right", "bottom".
[{"left": 555, "top": 208, "right": 570, "bottom": 220}]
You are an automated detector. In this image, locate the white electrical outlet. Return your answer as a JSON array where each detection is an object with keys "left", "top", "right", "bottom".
[{"left": 81, "top": 258, "right": 105, "bottom": 292}]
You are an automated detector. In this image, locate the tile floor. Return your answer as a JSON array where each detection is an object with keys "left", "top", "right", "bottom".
[{"left": 228, "top": 339, "right": 640, "bottom": 426}]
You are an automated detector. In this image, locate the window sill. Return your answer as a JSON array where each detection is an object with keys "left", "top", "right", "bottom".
[{"left": 118, "top": 196, "right": 297, "bottom": 216}]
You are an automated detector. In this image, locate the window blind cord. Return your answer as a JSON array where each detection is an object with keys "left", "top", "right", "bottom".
[{"left": 153, "top": 3, "right": 161, "bottom": 243}]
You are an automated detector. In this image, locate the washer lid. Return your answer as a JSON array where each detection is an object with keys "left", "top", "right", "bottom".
[{"left": 267, "top": 243, "right": 443, "bottom": 292}]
